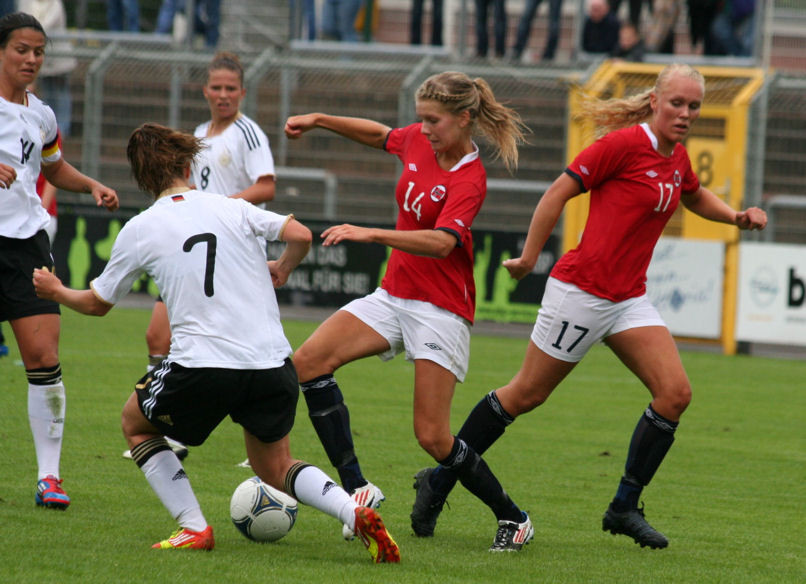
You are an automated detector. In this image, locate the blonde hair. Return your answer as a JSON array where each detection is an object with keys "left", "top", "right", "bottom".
[
  {"left": 579, "top": 63, "right": 705, "bottom": 136},
  {"left": 416, "top": 71, "right": 528, "bottom": 173}
]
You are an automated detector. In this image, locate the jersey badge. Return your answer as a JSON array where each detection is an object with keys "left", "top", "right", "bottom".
[
  {"left": 408, "top": 163, "right": 418, "bottom": 172},
  {"left": 171, "top": 195, "right": 185, "bottom": 202},
  {"left": 219, "top": 151, "right": 232, "bottom": 167},
  {"left": 430, "top": 185, "right": 446, "bottom": 202},
  {"left": 673, "top": 169, "right": 682, "bottom": 188}
]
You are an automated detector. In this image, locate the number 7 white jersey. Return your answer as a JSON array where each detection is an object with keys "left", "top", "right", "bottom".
[{"left": 91, "top": 190, "right": 293, "bottom": 368}]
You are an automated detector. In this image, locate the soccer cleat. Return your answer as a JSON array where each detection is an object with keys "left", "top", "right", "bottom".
[
  {"left": 123, "top": 439, "right": 188, "bottom": 461},
  {"left": 489, "top": 511, "right": 534, "bottom": 552},
  {"left": 342, "top": 482, "right": 385, "bottom": 540},
  {"left": 152, "top": 525, "right": 214, "bottom": 550},
  {"left": 602, "top": 503, "right": 669, "bottom": 549},
  {"left": 353, "top": 506, "right": 400, "bottom": 563},
  {"left": 410, "top": 467, "right": 446, "bottom": 537},
  {"left": 35, "top": 475, "right": 70, "bottom": 510}
]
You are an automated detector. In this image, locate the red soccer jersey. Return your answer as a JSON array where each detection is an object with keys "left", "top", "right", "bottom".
[
  {"left": 381, "top": 123, "right": 486, "bottom": 322},
  {"left": 552, "top": 124, "right": 700, "bottom": 301}
]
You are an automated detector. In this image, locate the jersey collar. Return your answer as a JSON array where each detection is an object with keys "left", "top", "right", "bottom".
[{"left": 448, "top": 141, "right": 480, "bottom": 172}]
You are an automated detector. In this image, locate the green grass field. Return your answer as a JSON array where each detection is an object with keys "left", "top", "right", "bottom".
[{"left": 1, "top": 307, "right": 803, "bottom": 583}]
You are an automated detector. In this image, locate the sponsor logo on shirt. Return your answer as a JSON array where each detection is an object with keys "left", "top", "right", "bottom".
[
  {"left": 646, "top": 170, "right": 658, "bottom": 178},
  {"left": 424, "top": 342, "right": 443, "bottom": 351}
]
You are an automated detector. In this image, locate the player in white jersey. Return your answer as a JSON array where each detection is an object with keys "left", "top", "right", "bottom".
[
  {"left": 33, "top": 123, "right": 400, "bottom": 561},
  {"left": 132, "top": 51, "right": 277, "bottom": 461},
  {"left": 0, "top": 12, "right": 118, "bottom": 511}
]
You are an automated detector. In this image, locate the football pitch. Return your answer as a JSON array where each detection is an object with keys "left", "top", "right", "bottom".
[{"left": 1, "top": 306, "right": 803, "bottom": 583}]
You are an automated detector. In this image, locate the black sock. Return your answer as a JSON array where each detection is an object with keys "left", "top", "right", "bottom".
[
  {"left": 301, "top": 374, "right": 365, "bottom": 493},
  {"left": 431, "top": 391, "right": 514, "bottom": 499},
  {"left": 612, "top": 404, "right": 678, "bottom": 512},
  {"left": 440, "top": 437, "right": 522, "bottom": 523}
]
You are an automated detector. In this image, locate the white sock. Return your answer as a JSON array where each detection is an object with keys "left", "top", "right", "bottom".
[
  {"left": 28, "top": 382, "right": 65, "bottom": 480},
  {"left": 292, "top": 465, "right": 357, "bottom": 529},
  {"left": 140, "top": 450, "right": 207, "bottom": 532}
]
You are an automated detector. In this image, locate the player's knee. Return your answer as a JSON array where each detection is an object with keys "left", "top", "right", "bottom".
[
  {"left": 414, "top": 427, "right": 452, "bottom": 460},
  {"left": 292, "top": 344, "right": 336, "bottom": 382},
  {"left": 655, "top": 381, "right": 692, "bottom": 418}
]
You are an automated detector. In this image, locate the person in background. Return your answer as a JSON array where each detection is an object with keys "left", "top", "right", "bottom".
[
  {"left": 321, "top": 0, "right": 361, "bottom": 42},
  {"left": 510, "top": 0, "right": 563, "bottom": 62},
  {"left": 285, "top": 71, "right": 535, "bottom": 551},
  {"left": 411, "top": 0, "right": 443, "bottom": 46},
  {"left": 408, "top": 64, "right": 767, "bottom": 550},
  {"left": 33, "top": 122, "right": 400, "bottom": 562},
  {"left": 123, "top": 50, "right": 276, "bottom": 462},
  {"left": 0, "top": 12, "right": 118, "bottom": 511},
  {"left": 474, "top": 0, "right": 507, "bottom": 59},
  {"left": 709, "top": 0, "right": 756, "bottom": 57},
  {"left": 643, "top": 0, "right": 681, "bottom": 54},
  {"left": 582, "top": 0, "right": 620, "bottom": 55},
  {"left": 155, "top": 0, "right": 221, "bottom": 48},
  {"left": 609, "top": 0, "right": 651, "bottom": 28},
  {"left": 107, "top": 0, "right": 140, "bottom": 32},
  {"left": 611, "top": 20, "right": 645, "bottom": 61}
]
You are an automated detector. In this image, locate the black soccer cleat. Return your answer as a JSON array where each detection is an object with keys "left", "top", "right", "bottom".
[
  {"left": 410, "top": 467, "right": 447, "bottom": 537},
  {"left": 602, "top": 503, "right": 669, "bottom": 549}
]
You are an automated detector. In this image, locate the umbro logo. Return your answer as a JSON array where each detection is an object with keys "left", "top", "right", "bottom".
[
  {"left": 322, "top": 480, "right": 337, "bottom": 496},
  {"left": 579, "top": 164, "right": 590, "bottom": 175},
  {"left": 172, "top": 469, "right": 188, "bottom": 481},
  {"left": 424, "top": 342, "right": 443, "bottom": 351},
  {"left": 646, "top": 170, "right": 659, "bottom": 178},
  {"left": 408, "top": 163, "right": 418, "bottom": 172}
]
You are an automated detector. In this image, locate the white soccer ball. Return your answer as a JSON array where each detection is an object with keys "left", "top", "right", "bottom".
[{"left": 230, "top": 476, "right": 298, "bottom": 542}]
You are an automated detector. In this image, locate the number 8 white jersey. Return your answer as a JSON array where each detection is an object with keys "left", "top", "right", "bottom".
[
  {"left": 191, "top": 114, "right": 275, "bottom": 196},
  {"left": 91, "top": 190, "right": 293, "bottom": 369}
]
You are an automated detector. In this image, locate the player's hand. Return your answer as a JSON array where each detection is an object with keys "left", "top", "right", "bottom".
[
  {"left": 320, "top": 224, "right": 372, "bottom": 246},
  {"left": 502, "top": 257, "right": 534, "bottom": 281},
  {"left": 0, "top": 163, "right": 16, "bottom": 189},
  {"left": 268, "top": 260, "right": 290, "bottom": 288},
  {"left": 32, "top": 267, "right": 60, "bottom": 300},
  {"left": 284, "top": 114, "right": 317, "bottom": 139},
  {"left": 93, "top": 184, "right": 119, "bottom": 211},
  {"left": 735, "top": 207, "right": 767, "bottom": 231}
]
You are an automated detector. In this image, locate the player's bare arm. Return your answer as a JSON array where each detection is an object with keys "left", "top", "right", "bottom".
[
  {"left": 321, "top": 224, "right": 456, "bottom": 258},
  {"left": 41, "top": 159, "right": 119, "bottom": 211},
  {"left": 33, "top": 268, "right": 113, "bottom": 316}
]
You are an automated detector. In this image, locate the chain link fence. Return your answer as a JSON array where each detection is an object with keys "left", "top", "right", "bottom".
[{"left": 45, "top": 7, "right": 806, "bottom": 240}]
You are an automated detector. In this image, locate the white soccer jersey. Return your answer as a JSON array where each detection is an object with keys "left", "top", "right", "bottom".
[
  {"left": 0, "top": 92, "right": 61, "bottom": 238},
  {"left": 91, "top": 190, "right": 293, "bottom": 369},
  {"left": 191, "top": 114, "right": 275, "bottom": 197}
]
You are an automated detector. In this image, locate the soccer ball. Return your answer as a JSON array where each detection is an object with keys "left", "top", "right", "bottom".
[{"left": 230, "top": 476, "right": 298, "bottom": 542}]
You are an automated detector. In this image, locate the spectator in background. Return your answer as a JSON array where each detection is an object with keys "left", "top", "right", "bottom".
[
  {"left": 710, "top": 0, "right": 755, "bottom": 56},
  {"left": 156, "top": 0, "right": 221, "bottom": 48},
  {"left": 293, "top": 0, "right": 317, "bottom": 41},
  {"left": 321, "top": 0, "right": 362, "bottom": 42},
  {"left": 20, "top": 0, "right": 77, "bottom": 138},
  {"left": 475, "top": 0, "right": 507, "bottom": 59},
  {"left": 611, "top": 20, "right": 645, "bottom": 61},
  {"left": 643, "top": 0, "right": 681, "bottom": 53},
  {"left": 411, "top": 0, "right": 443, "bottom": 46},
  {"left": 510, "top": 0, "right": 563, "bottom": 62},
  {"left": 107, "top": 0, "right": 140, "bottom": 32},
  {"left": 0, "top": 1, "right": 14, "bottom": 17},
  {"left": 687, "top": 0, "right": 721, "bottom": 56},
  {"left": 582, "top": 0, "right": 620, "bottom": 54},
  {"left": 609, "top": 0, "right": 651, "bottom": 27}
]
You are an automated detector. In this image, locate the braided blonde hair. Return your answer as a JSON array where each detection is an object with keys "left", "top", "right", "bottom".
[
  {"left": 416, "top": 71, "right": 528, "bottom": 173},
  {"left": 579, "top": 63, "right": 705, "bottom": 136}
]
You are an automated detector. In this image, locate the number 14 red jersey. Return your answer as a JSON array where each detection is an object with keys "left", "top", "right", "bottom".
[{"left": 381, "top": 124, "right": 486, "bottom": 323}]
